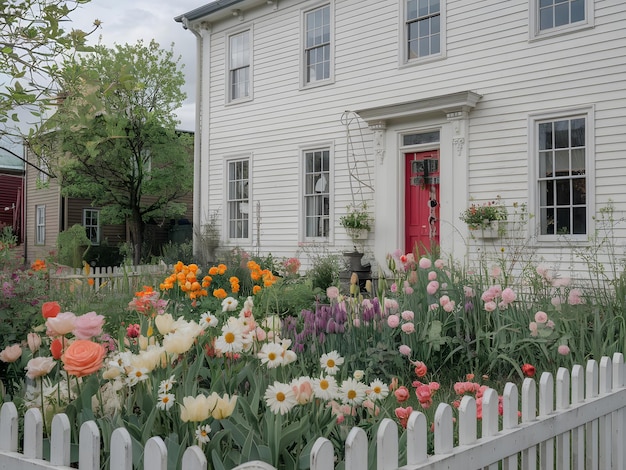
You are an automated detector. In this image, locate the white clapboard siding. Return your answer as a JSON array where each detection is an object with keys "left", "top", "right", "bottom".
[{"left": 1, "top": 354, "right": 624, "bottom": 470}]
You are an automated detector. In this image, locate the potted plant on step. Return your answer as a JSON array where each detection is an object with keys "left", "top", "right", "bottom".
[{"left": 340, "top": 201, "right": 373, "bottom": 243}]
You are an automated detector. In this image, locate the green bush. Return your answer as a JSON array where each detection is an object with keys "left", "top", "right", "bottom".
[{"left": 57, "top": 224, "right": 90, "bottom": 268}]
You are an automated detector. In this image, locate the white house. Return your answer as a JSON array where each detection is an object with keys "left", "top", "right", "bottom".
[{"left": 174, "top": 0, "right": 626, "bottom": 277}]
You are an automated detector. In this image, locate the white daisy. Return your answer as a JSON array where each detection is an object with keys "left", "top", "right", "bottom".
[
  {"left": 195, "top": 424, "right": 212, "bottom": 444},
  {"left": 367, "top": 379, "right": 389, "bottom": 401},
  {"left": 311, "top": 375, "right": 339, "bottom": 401},
  {"left": 221, "top": 296, "right": 239, "bottom": 312},
  {"left": 339, "top": 378, "right": 368, "bottom": 406},
  {"left": 257, "top": 342, "right": 284, "bottom": 368},
  {"left": 264, "top": 381, "right": 297, "bottom": 415},
  {"left": 319, "top": 351, "right": 344, "bottom": 375},
  {"left": 158, "top": 375, "right": 176, "bottom": 394},
  {"left": 156, "top": 393, "right": 175, "bottom": 411},
  {"left": 200, "top": 311, "right": 219, "bottom": 329},
  {"left": 214, "top": 323, "right": 244, "bottom": 354},
  {"left": 126, "top": 367, "right": 149, "bottom": 387}
]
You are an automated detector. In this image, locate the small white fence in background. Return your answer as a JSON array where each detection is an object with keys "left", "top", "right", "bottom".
[
  {"left": 0, "top": 354, "right": 624, "bottom": 470},
  {"left": 49, "top": 264, "right": 171, "bottom": 294}
]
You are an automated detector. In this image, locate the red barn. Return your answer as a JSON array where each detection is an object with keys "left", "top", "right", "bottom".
[{"left": 0, "top": 146, "right": 25, "bottom": 245}]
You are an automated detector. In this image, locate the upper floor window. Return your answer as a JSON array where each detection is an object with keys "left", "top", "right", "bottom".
[
  {"left": 83, "top": 209, "right": 100, "bottom": 245},
  {"left": 227, "top": 159, "right": 249, "bottom": 239},
  {"left": 406, "top": 0, "right": 441, "bottom": 61},
  {"left": 304, "top": 148, "right": 330, "bottom": 238},
  {"left": 38, "top": 156, "right": 49, "bottom": 186},
  {"left": 35, "top": 205, "right": 45, "bottom": 245},
  {"left": 228, "top": 30, "right": 251, "bottom": 101},
  {"left": 531, "top": 0, "right": 592, "bottom": 38},
  {"left": 304, "top": 4, "right": 331, "bottom": 85},
  {"left": 536, "top": 115, "right": 587, "bottom": 236}
]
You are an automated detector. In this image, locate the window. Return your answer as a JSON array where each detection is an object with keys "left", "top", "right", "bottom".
[
  {"left": 38, "top": 157, "right": 49, "bottom": 185},
  {"left": 537, "top": 116, "right": 587, "bottom": 236},
  {"left": 539, "top": 0, "right": 584, "bottom": 30},
  {"left": 227, "top": 159, "right": 249, "bottom": 239},
  {"left": 35, "top": 205, "right": 45, "bottom": 245},
  {"left": 228, "top": 30, "right": 250, "bottom": 101},
  {"left": 304, "top": 149, "right": 330, "bottom": 238},
  {"left": 304, "top": 4, "right": 331, "bottom": 84},
  {"left": 406, "top": 0, "right": 441, "bottom": 61},
  {"left": 531, "top": 0, "right": 592, "bottom": 37},
  {"left": 83, "top": 209, "right": 100, "bottom": 245}
]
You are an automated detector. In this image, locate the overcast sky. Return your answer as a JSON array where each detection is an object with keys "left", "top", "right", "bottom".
[{"left": 69, "top": 0, "right": 207, "bottom": 131}]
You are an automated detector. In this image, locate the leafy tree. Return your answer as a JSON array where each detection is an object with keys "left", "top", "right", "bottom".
[
  {"left": 0, "top": 0, "right": 98, "bottom": 134},
  {"left": 41, "top": 39, "right": 193, "bottom": 264}
]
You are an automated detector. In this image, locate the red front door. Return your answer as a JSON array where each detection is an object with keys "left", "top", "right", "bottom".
[{"left": 405, "top": 151, "right": 440, "bottom": 256}]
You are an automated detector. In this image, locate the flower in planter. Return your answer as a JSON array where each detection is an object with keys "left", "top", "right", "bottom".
[
  {"left": 460, "top": 197, "right": 507, "bottom": 229},
  {"left": 340, "top": 201, "right": 373, "bottom": 241}
]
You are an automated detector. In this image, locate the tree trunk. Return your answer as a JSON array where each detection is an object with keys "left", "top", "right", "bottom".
[{"left": 127, "top": 212, "right": 144, "bottom": 265}]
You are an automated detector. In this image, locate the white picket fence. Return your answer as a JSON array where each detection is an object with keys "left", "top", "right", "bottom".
[
  {"left": 1, "top": 354, "right": 624, "bottom": 469},
  {"left": 48, "top": 264, "right": 171, "bottom": 293}
]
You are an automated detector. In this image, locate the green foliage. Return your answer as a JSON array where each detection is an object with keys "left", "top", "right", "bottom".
[
  {"left": 460, "top": 197, "right": 507, "bottom": 228},
  {"left": 160, "top": 240, "right": 194, "bottom": 266},
  {"left": 56, "top": 224, "right": 90, "bottom": 268},
  {"left": 339, "top": 201, "right": 372, "bottom": 231},
  {"left": 39, "top": 39, "right": 192, "bottom": 264}
]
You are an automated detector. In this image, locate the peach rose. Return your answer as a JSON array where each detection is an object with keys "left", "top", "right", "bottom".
[
  {"left": 27, "top": 333, "right": 42, "bottom": 353},
  {"left": 0, "top": 344, "right": 22, "bottom": 363},
  {"left": 25, "top": 356, "right": 56, "bottom": 379},
  {"left": 62, "top": 340, "right": 106, "bottom": 377},
  {"left": 46, "top": 312, "right": 76, "bottom": 337},
  {"left": 73, "top": 311, "right": 105, "bottom": 340}
]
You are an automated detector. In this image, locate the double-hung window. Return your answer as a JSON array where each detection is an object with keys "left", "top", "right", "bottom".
[
  {"left": 35, "top": 205, "right": 45, "bottom": 245},
  {"left": 406, "top": 0, "right": 442, "bottom": 61},
  {"left": 304, "top": 4, "right": 331, "bottom": 85},
  {"left": 83, "top": 209, "right": 100, "bottom": 245},
  {"left": 304, "top": 149, "right": 330, "bottom": 238},
  {"left": 227, "top": 159, "right": 249, "bottom": 239},
  {"left": 531, "top": 0, "right": 592, "bottom": 37},
  {"left": 229, "top": 30, "right": 251, "bottom": 101},
  {"left": 536, "top": 115, "right": 588, "bottom": 236}
]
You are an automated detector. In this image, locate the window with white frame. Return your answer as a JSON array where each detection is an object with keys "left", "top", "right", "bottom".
[
  {"left": 35, "top": 205, "right": 45, "bottom": 245},
  {"left": 229, "top": 30, "right": 250, "bottom": 101},
  {"left": 83, "top": 209, "right": 100, "bottom": 245},
  {"left": 406, "top": 0, "right": 442, "bottom": 61},
  {"left": 536, "top": 115, "right": 587, "bottom": 236},
  {"left": 38, "top": 156, "right": 49, "bottom": 185},
  {"left": 538, "top": 0, "right": 584, "bottom": 30},
  {"left": 304, "top": 149, "right": 330, "bottom": 238},
  {"left": 304, "top": 4, "right": 331, "bottom": 84},
  {"left": 227, "top": 159, "right": 249, "bottom": 239}
]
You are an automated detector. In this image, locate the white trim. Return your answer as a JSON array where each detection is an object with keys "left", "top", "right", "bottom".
[
  {"left": 527, "top": 105, "right": 595, "bottom": 245},
  {"left": 299, "top": 141, "right": 334, "bottom": 243},
  {"left": 399, "top": 0, "right": 447, "bottom": 68},
  {"left": 528, "top": 0, "right": 594, "bottom": 41},
  {"left": 35, "top": 205, "right": 45, "bottom": 245},
  {"left": 224, "top": 24, "right": 254, "bottom": 105},
  {"left": 222, "top": 153, "right": 253, "bottom": 245},
  {"left": 299, "top": 0, "right": 335, "bottom": 90},
  {"left": 82, "top": 208, "right": 101, "bottom": 246}
]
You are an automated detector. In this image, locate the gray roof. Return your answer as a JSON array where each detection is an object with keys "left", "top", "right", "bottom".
[
  {"left": 174, "top": 0, "right": 246, "bottom": 24},
  {"left": 0, "top": 141, "right": 24, "bottom": 171}
]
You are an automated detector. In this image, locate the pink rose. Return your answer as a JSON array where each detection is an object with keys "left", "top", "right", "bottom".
[
  {"left": 387, "top": 315, "right": 400, "bottom": 328},
  {"left": 401, "top": 310, "right": 414, "bottom": 321},
  {"left": 568, "top": 289, "right": 584, "bottom": 305},
  {"left": 501, "top": 288, "right": 516, "bottom": 304},
  {"left": 529, "top": 322, "right": 538, "bottom": 337},
  {"left": 426, "top": 281, "right": 439, "bottom": 295},
  {"left": 434, "top": 259, "right": 444, "bottom": 269},
  {"left": 394, "top": 386, "right": 410, "bottom": 402},
  {"left": 413, "top": 361, "right": 427, "bottom": 377},
  {"left": 418, "top": 258, "right": 432, "bottom": 269},
  {"left": 0, "top": 344, "right": 22, "bottom": 362},
  {"left": 73, "top": 311, "right": 105, "bottom": 340},
  {"left": 390, "top": 283, "right": 398, "bottom": 293},
  {"left": 558, "top": 345, "right": 570, "bottom": 355},
  {"left": 428, "top": 271, "right": 437, "bottom": 281},
  {"left": 464, "top": 286, "right": 475, "bottom": 298},
  {"left": 399, "top": 345, "right": 411, "bottom": 356},
  {"left": 484, "top": 301, "right": 497, "bottom": 312},
  {"left": 439, "top": 295, "right": 450, "bottom": 306},
  {"left": 534, "top": 311, "right": 548, "bottom": 324},
  {"left": 490, "top": 266, "right": 502, "bottom": 278},
  {"left": 443, "top": 301, "right": 455, "bottom": 313},
  {"left": 46, "top": 312, "right": 77, "bottom": 337},
  {"left": 401, "top": 322, "right": 415, "bottom": 334},
  {"left": 395, "top": 406, "right": 413, "bottom": 428},
  {"left": 403, "top": 286, "right": 414, "bottom": 295},
  {"left": 326, "top": 286, "right": 339, "bottom": 299}
]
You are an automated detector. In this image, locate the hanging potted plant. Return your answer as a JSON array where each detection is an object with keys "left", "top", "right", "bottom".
[
  {"left": 459, "top": 198, "right": 507, "bottom": 238},
  {"left": 340, "top": 202, "right": 373, "bottom": 242}
]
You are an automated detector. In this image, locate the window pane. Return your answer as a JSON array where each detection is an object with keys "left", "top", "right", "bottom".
[
  {"left": 538, "top": 123, "right": 553, "bottom": 150},
  {"left": 429, "top": 0, "right": 440, "bottom": 14},
  {"left": 554, "top": 2, "right": 569, "bottom": 27},
  {"left": 571, "top": 0, "right": 585, "bottom": 22},
  {"left": 573, "top": 207, "right": 586, "bottom": 234},
  {"left": 540, "top": 8, "right": 553, "bottom": 30},
  {"left": 571, "top": 118, "right": 585, "bottom": 146},
  {"left": 556, "top": 179, "right": 570, "bottom": 205},
  {"left": 418, "top": 0, "right": 429, "bottom": 17},
  {"left": 556, "top": 207, "right": 570, "bottom": 233},
  {"left": 571, "top": 149, "right": 585, "bottom": 174},
  {"left": 554, "top": 120, "right": 569, "bottom": 148},
  {"left": 555, "top": 150, "right": 569, "bottom": 175},
  {"left": 539, "top": 151, "right": 553, "bottom": 177},
  {"left": 541, "top": 207, "right": 555, "bottom": 235},
  {"left": 407, "top": 0, "right": 418, "bottom": 20},
  {"left": 572, "top": 178, "right": 586, "bottom": 204},
  {"left": 403, "top": 131, "right": 440, "bottom": 146}
]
